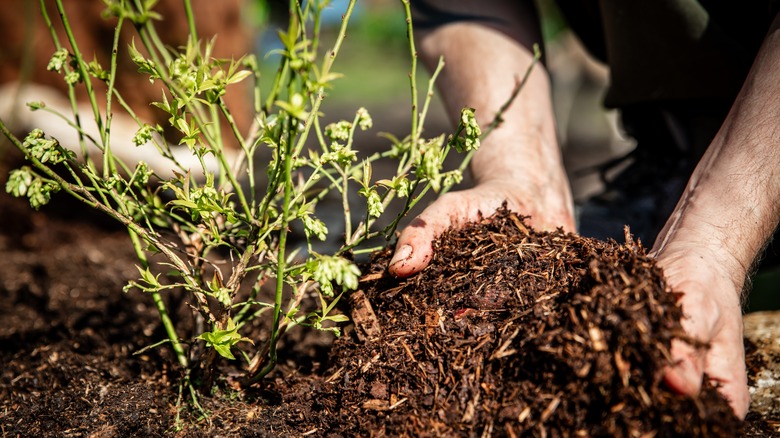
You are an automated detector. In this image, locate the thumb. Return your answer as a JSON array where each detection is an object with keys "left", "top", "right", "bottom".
[
  {"left": 388, "top": 198, "right": 460, "bottom": 277},
  {"left": 387, "top": 217, "right": 437, "bottom": 278}
]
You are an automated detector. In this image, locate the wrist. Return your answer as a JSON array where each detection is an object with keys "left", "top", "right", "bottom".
[
  {"left": 652, "top": 230, "right": 747, "bottom": 296},
  {"left": 652, "top": 136, "right": 778, "bottom": 296}
]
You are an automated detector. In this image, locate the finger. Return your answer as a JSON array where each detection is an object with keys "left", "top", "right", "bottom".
[
  {"left": 663, "top": 338, "right": 705, "bottom": 396},
  {"left": 703, "top": 319, "right": 749, "bottom": 419},
  {"left": 665, "top": 329, "right": 750, "bottom": 419},
  {"left": 387, "top": 217, "right": 435, "bottom": 277},
  {"left": 663, "top": 293, "right": 711, "bottom": 397},
  {"left": 388, "top": 196, "right": 464, "bottom": 277},
  {"left": 662, "top": 299, "right": 749, "bottom": 420}
]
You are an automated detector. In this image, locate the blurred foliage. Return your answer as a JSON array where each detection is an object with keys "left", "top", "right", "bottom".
[
  {"left": 254, "top": 1, "right": 418, "bottom": 105},
  {"left": 351, "top": 3, "right": 407, "bottom": 50},
  {"left": 536, "top": 0, "right": 568, "bottom": 42}
]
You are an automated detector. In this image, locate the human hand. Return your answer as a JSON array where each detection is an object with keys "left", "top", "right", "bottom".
[
  {"left": 652, "top": 243, "right": 750, "bottom": 419},
  {"left": 388, "top": 180, "right": 575, "bottom": 277}
]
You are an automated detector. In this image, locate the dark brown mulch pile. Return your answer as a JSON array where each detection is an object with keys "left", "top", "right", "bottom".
[
  {"left": 0, "top": 153, "right": 773, "bottom": 436},
  {"left": 311, "top": 207, "right": 742, "bottom": 436}
]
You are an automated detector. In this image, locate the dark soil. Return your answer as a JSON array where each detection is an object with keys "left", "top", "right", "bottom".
[{"left": 0, "top": 153, "right": 777, "bottom": 436}]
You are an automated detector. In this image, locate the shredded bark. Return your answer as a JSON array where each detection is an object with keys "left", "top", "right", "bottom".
[
  {"left": 1, "top": 172, "right": 765, "bottom": 436},
  {"left": 318, "top": 206, "right": 741, "bottom": 436}
]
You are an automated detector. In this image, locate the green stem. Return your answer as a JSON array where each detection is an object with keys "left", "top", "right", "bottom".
[
  {"left": 481, "top": 44, "right": 541, "bottom": 139},
  {"left": 310, "top": 1, "right": 323, "bottom": 56},
  {"left": 140, "top": 11, "right": 174, "bottom": 66},
  {"left": 291, "top": 0, "right": 357, "bottom": 158},
  {"left": 128, "top": 230, "right": 188, "bottom": 369},
  {"left": 401, "top": 0, "right": 419, "bottom": 143},
  {"left": 264, "top": 60, "right": 289, "bottom": 114},
  {"left": 441, "top": 149, "right": 477, "bottom": 195},
  {"left": 234, "top": 269, "right": 271, "bottom": 326},
  {"left": 320, "top": 0, "right": 354, "bottom": 78},
  {"left": 110, "top": 89, "right": 187, "bottom": 173},
  {"left": 383, "top": 178, "right": 433, "bottom": 239},
  {"left": 39, "top": 0, "right": 92, "bottom": 164},
  {"left": 208, "top": 99, "right": 226, "bottom": 180},
  {"left": 417, "top": 56, "right": 445, "bottom": 138},
  {"left": 100, "top": 13, "right": 124, "bottom": 177},
  {"left": 341, "top": 166, "right": 351, "bottom": 243},
  {"left": 183, "top": 0, "right": 198, "bottom": 45},
  {"left": 53, "top": 0, "right": 106, "bottom": 163},
  {"left": 248, "top": 120, "right": 295, "bottom": 383},
  {"left": 214, "top": 99, "right": 254, "bottom": 222}
]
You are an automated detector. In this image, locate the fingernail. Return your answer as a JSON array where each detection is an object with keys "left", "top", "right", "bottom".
[{"left": 390, "top": 244, "right": 412, "bottom": 266}]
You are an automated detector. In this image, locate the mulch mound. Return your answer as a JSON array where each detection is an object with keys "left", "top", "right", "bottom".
[
  {"left": 314, "top": 206, "right": 741, "bottom": 436},
  {"left": 2, "top": 165, "right": 771, "bottom": 436}
]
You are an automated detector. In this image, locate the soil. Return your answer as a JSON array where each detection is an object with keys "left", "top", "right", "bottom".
[{"left": 0, "top": 152, "right": 778, "bottom": 436}]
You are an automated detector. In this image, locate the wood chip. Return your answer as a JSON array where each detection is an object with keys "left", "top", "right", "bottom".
[{"left": 349, "top": 289, "right": 382, "bottom": 342}]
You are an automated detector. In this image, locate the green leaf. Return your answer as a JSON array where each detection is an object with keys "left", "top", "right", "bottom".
[
  {"left": 168, "top": 199, "right": 198, "bottom": 209},
  {"left": 275, "top": 93, "right": 309, "bottom": 120},
  {"left": 324, "top": 314, "right": 349, "bottom": 323},
  {"left": 226, "top": 69, "right": 252, "bottom": 85},
  {"left": 213, "top": 344, "right": 235, "bottom": 360},
  {"left": 195, "top": 318, "right": 253, "bottom": 361},
  {"left": 136, "top": 265, "right": 161, "bottom": 288}
]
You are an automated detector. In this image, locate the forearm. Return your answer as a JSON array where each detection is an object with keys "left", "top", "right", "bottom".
[
  {"left": 414, "top": 1, "right": 574, "bottom": 227},
  {"left": 653, "top": 15, "right": 780, "bottom": 291}
]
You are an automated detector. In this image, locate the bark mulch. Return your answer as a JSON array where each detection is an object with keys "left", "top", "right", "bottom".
[{"left": 2, "top": 175, "right": 774, "bottom": 436}]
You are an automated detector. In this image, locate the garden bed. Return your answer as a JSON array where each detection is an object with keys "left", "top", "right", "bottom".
[{"left": 0, "top": 170, "right": 777, "bottom": 436}]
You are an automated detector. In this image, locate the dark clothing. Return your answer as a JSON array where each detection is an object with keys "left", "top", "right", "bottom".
[
  {"left": 555, "top": 1, "right": 778, "bottom": 109},
  {"left": 411, "top": 1, "right": 778, "bottom": 158},
  {"left": 412, "top": 1, "right": 779, "bottom": 110},
  {"left": 554, "top": 2, "right": 779, "bottom": 247}
]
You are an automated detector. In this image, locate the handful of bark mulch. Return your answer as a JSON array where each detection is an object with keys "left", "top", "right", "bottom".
[{"left": 324, "top": 207, "right": 741, "bottom": 436}]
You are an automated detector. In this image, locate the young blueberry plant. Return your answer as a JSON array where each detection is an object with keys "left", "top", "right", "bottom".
[{"left": 0, "top": 0, "right": 484, "bottom": 414}]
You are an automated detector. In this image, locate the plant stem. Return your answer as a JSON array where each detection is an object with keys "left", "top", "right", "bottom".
[
  {"left": 102, "top": 12, "right": 124, "bottom": 177},
  {"left": 291, "top": 0, "right": 357, "bottom": 158},
  {"left": 247, "top": 119, "right": 295, "bottom": 384},
  {"left": 341, "top": 166, "right": 352, "bottom": 243},
  {"left": 53, "top": 0, "right": 106, "bottom": 161},
  {"left": 417, "top": 56, "right": 445, "bottom": 139},
  {"left": 183, "top": 0, "right": 198, "bottom": 46},
  {"left": 480, "top": 44, "right": 541, "bottom": 139},
  {"left": 38, "top": 0, "right": 92, "bottom": 164},
  {"left": 401, "top": 0, "right": 419, "bottom": 144},
  {"left": 128, "top": 230, "right": 189, "bottom": 369}
]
